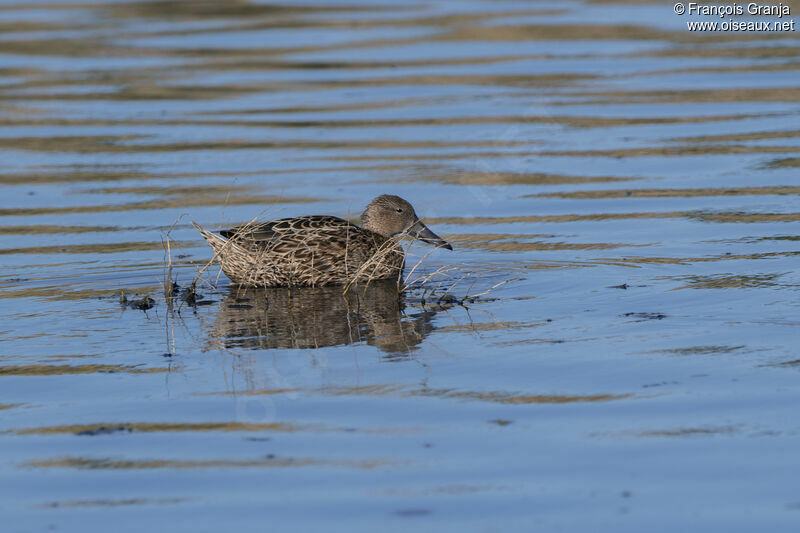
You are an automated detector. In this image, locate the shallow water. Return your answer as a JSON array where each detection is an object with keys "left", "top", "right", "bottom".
[{"left": 2, "top": 1, "right": 800, "bottom": 531}]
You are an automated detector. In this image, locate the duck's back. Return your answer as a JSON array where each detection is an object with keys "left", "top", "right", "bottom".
[
  {"left": 221, "top": 216, "right": 350, "bottom": 242},
  {"left": 215, "top": 215, "right": 405, "bottom": 286}
]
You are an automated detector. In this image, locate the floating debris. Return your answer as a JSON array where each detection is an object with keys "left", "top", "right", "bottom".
[
  {"left": 75, "top": 425, "right": 133, "bottom": 437},
  {"left": 622, "top": 312, "right": 667, "bottom": 321},
  {"left": 119, "top": 291, "right": 155, "bottom": 311}
]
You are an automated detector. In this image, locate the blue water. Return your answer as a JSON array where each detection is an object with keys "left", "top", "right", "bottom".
[{"left": 1, "top": 1, "right": 800, "bottom": 531}]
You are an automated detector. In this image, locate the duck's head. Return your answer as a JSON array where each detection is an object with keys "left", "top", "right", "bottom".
[{"left": 360, "top": 194, "right": 452, "bottom": 250}]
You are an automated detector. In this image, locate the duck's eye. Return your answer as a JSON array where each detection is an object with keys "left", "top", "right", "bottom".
[{"left": 395, "top": 208, "right": 403, "bottom": 213}]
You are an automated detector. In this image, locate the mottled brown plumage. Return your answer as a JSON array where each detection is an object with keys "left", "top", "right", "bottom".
[{"left": 193, "top": 195, "right": 452, "bottom": 287}]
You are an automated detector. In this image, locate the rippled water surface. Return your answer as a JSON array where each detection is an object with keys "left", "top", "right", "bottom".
[{"left": 2, "top": 1, "right": 800, "bottom": 531}]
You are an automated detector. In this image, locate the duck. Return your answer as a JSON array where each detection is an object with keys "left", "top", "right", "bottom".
[{"left": 193, "top": 194, "right": 452, "bottom": 287}]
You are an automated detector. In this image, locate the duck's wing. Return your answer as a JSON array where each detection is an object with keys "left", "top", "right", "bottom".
[{"left": 220, "top": 215, "right": 357, "bottom": 244}]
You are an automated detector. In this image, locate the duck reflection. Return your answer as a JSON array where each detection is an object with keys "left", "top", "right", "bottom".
[{"left": 207, "top": 280, "right": 437, "bottom": 354}]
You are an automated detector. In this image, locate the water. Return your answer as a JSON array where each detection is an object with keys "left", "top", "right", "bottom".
[{"left": 2, "top": 1, "right": 800, "bottom": 531}]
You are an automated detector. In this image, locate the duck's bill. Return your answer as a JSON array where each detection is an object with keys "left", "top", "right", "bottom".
[{"left": 406, "top": 220, "right": 453, "bottom": 250}]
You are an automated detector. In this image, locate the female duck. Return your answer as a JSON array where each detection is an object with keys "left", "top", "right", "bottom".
[{"left": 194, "top": 195, "right": 451, "bottom": 287}]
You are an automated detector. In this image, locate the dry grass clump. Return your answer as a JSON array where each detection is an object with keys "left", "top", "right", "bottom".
[{"left": 398, "top": 245, "right": 519, "bottom": 306}]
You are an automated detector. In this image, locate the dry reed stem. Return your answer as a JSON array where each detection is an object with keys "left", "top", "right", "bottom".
[
  {"left": 163, "top": 236, "right": 173, "bottom": 301},
  {"left": 400, "top": 242, "right": 441, "bottom": 290},
  {"left": 161, "top": 216, "right": 187, "bottom": 356},
  {"left": 465, "top": 277, "right": 519, "bottom": 300},
  {"left": 161, "top": 215, "right": 185, "bottom": 303}
]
